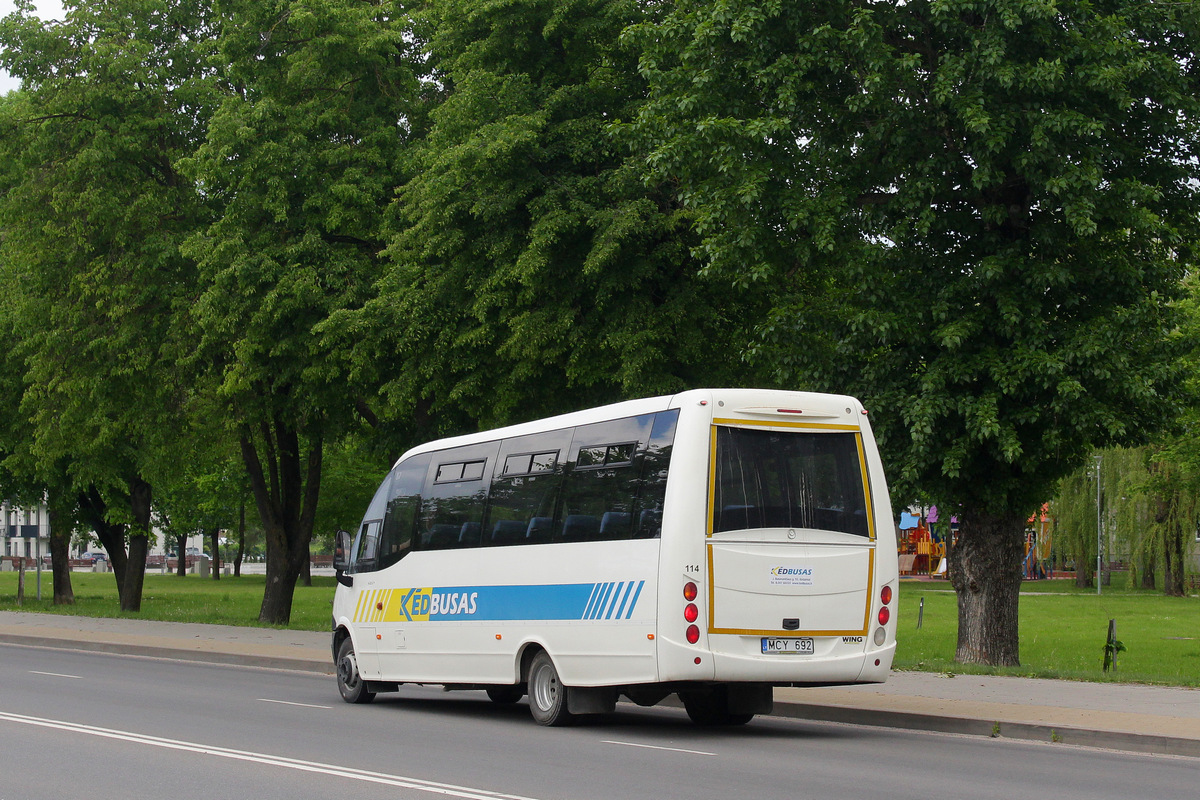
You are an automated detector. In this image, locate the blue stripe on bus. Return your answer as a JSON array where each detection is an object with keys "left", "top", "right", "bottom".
[
  {"left": 582, "top": 583, "right": 603, "bottom": 619},
  {"left": 606, "top": 582, "right": 630, "bottom": 620},
  {"left": 624, "top": 582, "right": 643, "bottom": 618},
  {"left": 584, "top": 582, "right": 607, "bottom": 620},
  {"left": 382, "top": 583, "right": 648, "bottom": 622},
  {"left": 588, "top": 582, "right": 611, "bottom": 620}
]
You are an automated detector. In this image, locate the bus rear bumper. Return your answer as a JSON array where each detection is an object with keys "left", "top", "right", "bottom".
[{"left": 703, "top": 642, "right": 896, "bottom": 685}]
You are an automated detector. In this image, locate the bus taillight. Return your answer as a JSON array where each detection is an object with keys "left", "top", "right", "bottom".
[
  {"left": 684, "top": 582, "right": 700, "bottom": 642},
  {"left": 874, "top": 584, "right": 893, "bottom": 645}
]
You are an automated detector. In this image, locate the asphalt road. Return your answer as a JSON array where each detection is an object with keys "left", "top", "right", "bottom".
[{"left": 0, "top": 644, "right": 1195, "bottom": 800}]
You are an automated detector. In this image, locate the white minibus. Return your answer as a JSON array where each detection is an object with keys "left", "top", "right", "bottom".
[{"left": 332, "top": 388, "right": 897, "bottom": 725}]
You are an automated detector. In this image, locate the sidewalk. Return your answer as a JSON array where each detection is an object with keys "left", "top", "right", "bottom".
[{"left": 1, "top": 610, "right": 1196, "bottom": 757}]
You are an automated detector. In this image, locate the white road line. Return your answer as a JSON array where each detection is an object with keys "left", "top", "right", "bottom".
[
  {"left": 29, "top": 671, "right": 82, "bottom": 679},
  {"left": 0, "top": 710, "right": 542, "bottom": 800},
  {"left": 258, "top": 698, "right": 332, "bottom": 709},
  {"left": 602, "top": 740, "right": 716, "bottom": 756}
]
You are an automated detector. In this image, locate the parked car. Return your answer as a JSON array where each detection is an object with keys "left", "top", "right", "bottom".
[{"left": 81, "top": 552, "right": 107, "bottom": 563}]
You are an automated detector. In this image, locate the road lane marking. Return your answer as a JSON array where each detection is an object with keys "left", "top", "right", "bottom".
[
  {"left": 258, "top": 699, "right": 332, "bottom": 709},
  {"left": 602, "top": 740, "right": 716, "bottom": 756},
  {"left": 29, "top": 671, "right": 82, "bottom": 679},
  {"left": 0, "top": 710, "right": 542, "bottom": 800}
]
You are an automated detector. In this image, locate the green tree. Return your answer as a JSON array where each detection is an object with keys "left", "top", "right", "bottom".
[
  {"left": 1051, "top": 447, "right": 1152, "bottom": 589},
  {"left": 312, "top": 434, "right": 389, "bottom": 548},
  {"left": 0, "top": 1, "right": 217, "bottom": 610},
  {"left": 633, "top": 0, "right": 1200, "bottom": 663},
  {"left": 183, "top": 0, "right": 422, "bottom": 623},
  {"left": 342, "top": 0, "right": 767, "bottom": 442}
]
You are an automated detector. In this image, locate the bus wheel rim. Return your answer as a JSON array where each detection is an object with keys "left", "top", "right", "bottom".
[{"left": 531, "top": 663, "right": 557, "bottom": 710}]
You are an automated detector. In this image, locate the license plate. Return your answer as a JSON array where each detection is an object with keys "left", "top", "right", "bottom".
[{"left": 761, "top": 637, "right": 814, "bottom": 654}]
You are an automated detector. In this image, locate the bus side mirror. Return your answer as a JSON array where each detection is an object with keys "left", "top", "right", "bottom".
[{"left": 334, "top": 529, "right": 352, "bottom": 581}]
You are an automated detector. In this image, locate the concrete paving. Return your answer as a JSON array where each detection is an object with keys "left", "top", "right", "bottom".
[{"left": 1, "top": 610, "right": 1196, "bottom": 757}]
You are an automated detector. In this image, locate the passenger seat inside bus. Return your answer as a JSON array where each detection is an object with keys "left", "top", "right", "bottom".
[
  {"left": 491, "top": 519, "right": 527, "bottom": 545},
  {"left": 526, "top": 517, "right": 553, "bottom": 544},
  {"left": 459, "top": 522, "right": 482, "bottom": 547},
  {"left": 561, "top": 514, "right": 601, "bottom": 542}
]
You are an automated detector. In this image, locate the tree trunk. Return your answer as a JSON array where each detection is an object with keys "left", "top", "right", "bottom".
[
  {"left": 948, "top": 509, "right": 1026, "bottom": 666},
  {"left": 47, "top": 501, "right": 74, "bottom": 605},
  {"left": 209, "top": 526, "right": 221, "bottom": 580},
  {"left": 240, "top": 419, "right": 322, "bottom": 625},
  {"left": 77, "top": 487, "right": 128, "bottom": 599},
  {"left": 234, "top": 501, "right": 245, "bottom": 578},
  {"left": 176, "top": 532, "right": 188, "bottom": 577},
  {"left": 1163, "top": 520, "right": 1186, "bottom": 597},
  {"left": 1140, "top": 550, "right": 1157, "bottom": 590},
  {"left": 1074, "top": 565, "right": 1093, "bottom": 589},
  {"left": 120, "top": 476, "right": 152, "bottom": 612}
]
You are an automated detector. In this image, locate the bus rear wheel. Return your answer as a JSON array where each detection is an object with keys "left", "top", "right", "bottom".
[
  {"left": 527, "top": 651, "right": 572, "bottom": 726},
  {"left": 336, "top": 637, "right": 375, "bottom": 704}
]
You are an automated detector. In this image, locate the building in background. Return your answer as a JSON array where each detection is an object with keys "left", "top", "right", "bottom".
[{"left": 3, "top": 500, "right": 50, "bottom": 560}]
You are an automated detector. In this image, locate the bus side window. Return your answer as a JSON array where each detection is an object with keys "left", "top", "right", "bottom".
[
  {"left": 559, "top": 414, "right": 657, "bottom": 542},
  {"left": 486, "top": 430, "right": 572, "bottom": 547},
  {"left": 352, "top": 520, "right": 381, "bottom": 573},
  {"left": 634, "top": 409, "right": 679, "bottom": 539},
  {"left": 419, "top": 442, "right": 500, "bottom": 550}
]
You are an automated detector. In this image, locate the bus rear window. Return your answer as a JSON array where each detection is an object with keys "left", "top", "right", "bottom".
[{"left": 713, "top": 427, "right": 870, "bottom": 537}]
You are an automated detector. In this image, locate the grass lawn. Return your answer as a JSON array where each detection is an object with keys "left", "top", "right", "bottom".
[
  {"left": 0, "top": 571, "right": 335, "bottom": 631},
  {"left": 2, "top": 570, "right": 1197, "bottom": 686},
  {"left": 896, "top": 578, "right": 1200, "bottom": 687}
]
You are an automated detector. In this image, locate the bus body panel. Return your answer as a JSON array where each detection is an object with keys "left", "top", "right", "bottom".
[
  {"left": 338, "top": 539, "right": 661, "bottom": 687},
  {"left": 708, "top": 543, "right": 872, "bottom": 634},
  {"left": 333, "top": 388, "right": 898, "bottom": 715},
  {"left": 657, "top": 388, "right": 897, "bottom": 685}
]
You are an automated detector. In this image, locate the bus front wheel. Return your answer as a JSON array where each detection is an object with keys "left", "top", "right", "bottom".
[
  {"left": 527, "top": 651, "right": 572, "bottom": 726},
  {"left": 336, "top": 637, "right": 376, "bottom": 705}
]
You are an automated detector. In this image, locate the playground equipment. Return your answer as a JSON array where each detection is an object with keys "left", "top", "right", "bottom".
[{"left": 897, "top": 504, "right": 1053, "bottom": 580}]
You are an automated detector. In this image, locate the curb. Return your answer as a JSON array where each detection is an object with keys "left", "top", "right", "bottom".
[{"left": 768, "top": 702, "right": 1200, "bottom": 759}]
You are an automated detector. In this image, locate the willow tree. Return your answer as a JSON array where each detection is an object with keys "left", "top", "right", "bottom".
[
  {"left": 1052, "top": 448, "right": 1154, "bottom": 589},
  {"left": 632, "top": 0, "right": 1200, "bottom": 664}
]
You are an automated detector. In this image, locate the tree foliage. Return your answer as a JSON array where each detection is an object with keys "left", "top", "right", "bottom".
[
  {"left": 632, "top": 0, "right": 1200, "bottom": 663},
  {"left": 1, "top": 0, "right": 1196, "bottom": 643},
  {"left": 342, "top": 0, "right": 769, "bottom": 440},
  {"left": 182, "top": 0, "right": 423, "bottom": 622},
  {"left": 0, "top": 0, "right": 217, "bottom": 610}
]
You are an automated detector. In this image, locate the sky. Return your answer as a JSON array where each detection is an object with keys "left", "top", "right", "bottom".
[{"left": 0, "top": 0, "right": 65, "bottom": 95}]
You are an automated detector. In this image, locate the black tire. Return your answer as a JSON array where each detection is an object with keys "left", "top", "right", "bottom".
[
  {"left": 526, "top": 651, "right": 573, "bottom": 726},
  {"left": 486, "top": 685, "right": 524, "bottom": 704},
  {"left": 680, "top": 688, "right": 754, "bottom": 726},
  {"left": 336, "top": 636, "right": 376, "bottom": 704}
]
